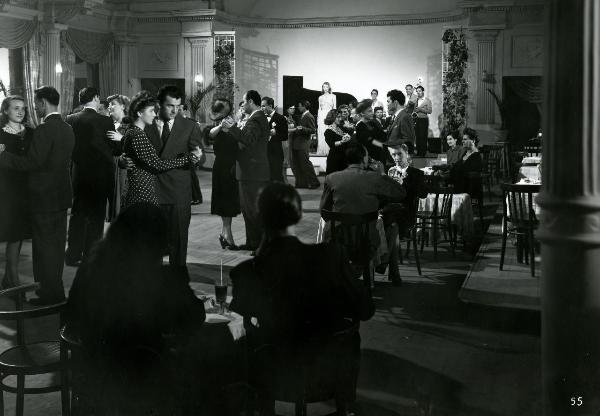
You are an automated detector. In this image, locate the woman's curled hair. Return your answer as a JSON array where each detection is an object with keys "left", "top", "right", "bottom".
[
  {"left": 129, "top": 90, "right": 157, "bottom": 121},
  {"left": 257, "top": 183, "right": 302, "bottom": 232}
]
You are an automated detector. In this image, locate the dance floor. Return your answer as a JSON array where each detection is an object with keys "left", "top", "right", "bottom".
[{"left": 0, "top": 170, "right": 541, "bottom": 415}]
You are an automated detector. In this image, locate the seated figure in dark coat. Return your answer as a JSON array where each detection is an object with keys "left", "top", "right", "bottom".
[{"left": 230, "top": 182, "right": 374, "bottom": 415}]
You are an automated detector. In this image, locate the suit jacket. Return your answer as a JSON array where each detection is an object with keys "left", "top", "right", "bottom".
[
  {"left": 230, "top": 236, "right": 374, "bottom": 346},
  {"left": 66, "top": 108, "right": 115, "bottom": 190},
  {"left": 227, "top": 109, "right": 270, "bottom": 182},
  {"left": 386, "top": 109, "right": 416, "bottom": 147},
  {"left": 0, "top": 114, "right": 74, "bottom": 213},
  {"left": 414, "top": 97, "right": 432, "bottom": 119},
  {"left": 387, "top": 165, "right": 427, "bottom": 219},
  {"left": 292, "top": 111, "right": 316, "bottom": 150},
  {"left": 145, "top": 114, "right": 203, "bottom": 205},
  {"left": 320, "top": 165, "right": 406, "bottom": 214},
  {"left": 268, "top": 111, "right": 288, "bottom": 142}
]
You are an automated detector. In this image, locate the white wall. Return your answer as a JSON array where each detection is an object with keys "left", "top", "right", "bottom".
[{"left": 234, "top": 23, "right": 448, "bottom": 136}]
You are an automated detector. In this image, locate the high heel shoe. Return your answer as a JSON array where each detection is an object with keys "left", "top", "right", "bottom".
[{"left": 219, "top": 235, "right": 240, "bottom": 251}]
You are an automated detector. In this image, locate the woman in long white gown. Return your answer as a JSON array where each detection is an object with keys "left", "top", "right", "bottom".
[{"left": 317, "top": 82, "right": 336, "bottom": 156}]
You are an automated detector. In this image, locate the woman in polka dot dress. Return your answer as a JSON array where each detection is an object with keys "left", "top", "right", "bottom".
[{"left": 122, "top": 92, "right": 199, "bottom": 208}]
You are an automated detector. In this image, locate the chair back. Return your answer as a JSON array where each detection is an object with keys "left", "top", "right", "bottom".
[
  {"left": 466, "top": 171, "right": 484, "bottom": 200},
  {"left": 523, "top": 143, "right": 542, "bottom": 157},
  {"left": 320, "top": 210, "right": 379, "bottom": 267},
  {"left": 0, "top": 283, "right": 65, "bottom": 346},
  {"left": 481, "top": 144, "right": 503, "bottom": 179},
  {"left": 501, "top": 183, "right": 541, "bottom": 227},
  {"left": 431, "top": 187, "right": 454, "bottom": 220},
  {"left": 423, "top": 175, "right": 445, "bottom": 193}
]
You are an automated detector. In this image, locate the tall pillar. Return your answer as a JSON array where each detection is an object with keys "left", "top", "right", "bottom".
[
  {"left": 42, "top": 23, "right": 66, "bottom": 92},
  {"left": 472, "top": 30, "right": 499, "bottom": 124},
  {"left": 538, "top": 1, "right": 600, "bottom": 415},
  {"left": 115, "top": 36, "right": 139, "bottom": 97},
  {"left": 188, "top": 37, "right": 214, "bottom": 122}
]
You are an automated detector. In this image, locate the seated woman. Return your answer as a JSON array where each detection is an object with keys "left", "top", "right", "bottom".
[
  {"left": 433, "top": 131, "right": 466, "bottom": 176},
  {"left": 65, "top": 203, "right": 205, "bottom": 415},
  {"left": 230, "top": 182, "right": 374, "bottom": 415},
  {"left": 450, "top": 127, "right": 484, "bottom": 195},
  {"left": 324, "top": 108, "right": 353, "bottom": 174}
]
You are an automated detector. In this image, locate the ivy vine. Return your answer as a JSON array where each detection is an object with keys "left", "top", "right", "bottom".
[{"left": 442, "top": 28, "right": 469, "bottom": 136}]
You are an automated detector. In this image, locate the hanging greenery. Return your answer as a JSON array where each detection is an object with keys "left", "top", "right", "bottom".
[
  {"left": 442, "top": 28, "right": 469, "bottom": 136},
  {"left": 214, "top": 42, "right": 238, "bottom": 101}
]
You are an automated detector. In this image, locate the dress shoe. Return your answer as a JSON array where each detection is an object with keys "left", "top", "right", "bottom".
[
  {"left": 28, "top": 297, "right": 65, "bottom": 306},
  {"left": 237, "top": 244, "right": 256, "bottom": 251},
  {"left": 219, "top": 235, "right": 239, "bottom": 250}
]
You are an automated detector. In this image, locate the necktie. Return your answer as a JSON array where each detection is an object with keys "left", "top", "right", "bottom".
[{"left": 161, "top": 120, "right": 171, "bottom": 145}]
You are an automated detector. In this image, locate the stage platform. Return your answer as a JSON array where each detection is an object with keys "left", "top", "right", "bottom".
[{"left": 459, "top": 210, "right": 541, "bottom": 311}]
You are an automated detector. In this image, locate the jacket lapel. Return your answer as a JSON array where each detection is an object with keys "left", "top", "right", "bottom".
[
  {"left": 146, "top": 121, "right": 162, "bottom": 153},
  {"left": 162, "top": 115, "right": 186, "bottom": 156}
]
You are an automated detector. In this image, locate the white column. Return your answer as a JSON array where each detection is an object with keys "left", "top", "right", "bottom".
[
  {"left": 115, "top": 36, "right": 139, "bottom": 98},
  {"left": 42, "top": 23, "right": 67, "bottom": 98},
  {"left": 188, "top": 37, "right": 214, "bottom": 122}
]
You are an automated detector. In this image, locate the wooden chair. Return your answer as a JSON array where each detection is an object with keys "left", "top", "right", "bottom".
[
  {"left": 415, "top": 187, "right": 456, "bottom": 258},
  {"left": 396, "top": 199, "right": 422, "bottom": 276},
  {"left": 523, "top": 143, "right": 542, "bottom": 157},
  {"left": 0, "top": 284, "right": 69, "bottom": 416},
  {"left": 500, "top": 183, "right": 541, "bottom": 277},
  {"left": 321, "top": 210, "right": 379, "bottom": 294},
  {"left": 480, "top": 144, "right": 503, "bottom": 197},
  {"left": 251, "top": 322, "right": 360, "bottom": 416},
  {"left": 466, "top": 171, "right": 485, "bottom": 231}
]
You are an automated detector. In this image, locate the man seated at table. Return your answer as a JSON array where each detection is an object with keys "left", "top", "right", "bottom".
[
  {"left": 229, "top": 182, "right": 374, "bottom": 415},
  {"left": 378, "top": 144, "right": 428, "bottom": 285}
]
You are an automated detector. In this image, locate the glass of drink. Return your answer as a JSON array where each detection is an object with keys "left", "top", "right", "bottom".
[{"left": 214, "top": 284, "right": 228, "bottom": 314}]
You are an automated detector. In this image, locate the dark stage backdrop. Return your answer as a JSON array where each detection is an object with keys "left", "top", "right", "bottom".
[
  {"left": 141, "top": 78, "right": 186, "bottom": 99},
  {"left": 283, "top": 75, "right": 356, "bottom": 118}
]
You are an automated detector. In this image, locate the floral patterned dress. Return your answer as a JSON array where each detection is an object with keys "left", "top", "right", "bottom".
[{"left": 122, "top": 125, "right": 190, "bottom": 207}]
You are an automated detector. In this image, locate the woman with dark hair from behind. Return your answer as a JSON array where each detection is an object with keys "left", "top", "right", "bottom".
[
  {"left": 324, "top": 108, "right": 353, "bottom": 174},
  {"left": 122, "top": 91, "right": 200, "bottom": 207},
  {"left": 207, "top": 98, "right": 241, "bottom": 250},
  {"left": 65, "top": 202, "right": 206, "bottom": 415},
  {"left": 0, "top": 96, "right": 33, "bottom": 288},
  {"left": 229, "top": 182, "right": 374, "bottom": 415},
  {"left": 355, "top": 98, "right": 389, "bottom": 166},
  {"left": 106, "top": 93, "right": 131, "bottom": 220}
]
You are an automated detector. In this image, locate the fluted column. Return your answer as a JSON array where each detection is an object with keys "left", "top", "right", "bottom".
[
  {"left": 472, "top": 30, "right": 499, "bottom": 124},
  {"left": 188, "top": 37, "right": 214, "bottom": 122},
  {"left": 116, "top": 36, "right": 139, "bottom": 97},
  {"left": 42, "top": 23, "right": 67, "bottom": 93},
  {"left": 538, "top": 1, "right": 600, "bottom": 415}
]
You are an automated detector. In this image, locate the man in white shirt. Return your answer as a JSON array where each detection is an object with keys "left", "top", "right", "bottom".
[{"left": 414, "top": 86, "right": 432, "bottom": 156}]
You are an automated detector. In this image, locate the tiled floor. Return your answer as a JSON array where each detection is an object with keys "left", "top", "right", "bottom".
[{"left": 0, "top": 171, "right": 541, "bottom": 415}]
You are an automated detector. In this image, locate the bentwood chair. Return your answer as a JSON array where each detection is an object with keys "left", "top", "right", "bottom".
[
  {"left": 396, "top": 199, "right": 422, "bottom": 276},
  {"left": 416, "top": 186, "right": 457, "bottom": 258},
  {"left": 466, "top": 171, "right": 485, "bottom": 231},
  {"left": 500, "top": 183, "right": 541, "bottom": 277},
  {"left": 0, "top": 284, "right": 69, "bottom": 416},
  {"left": 321, "top": 210, "right": 379, "bottom": 295}
]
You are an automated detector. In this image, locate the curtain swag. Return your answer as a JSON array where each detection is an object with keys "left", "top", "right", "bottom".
[
  {"left": 0, "top": 16, "right": 38, "bottom": 49},
  {"left": 66, "top": 28, "right": 113, "bottom": 64}
]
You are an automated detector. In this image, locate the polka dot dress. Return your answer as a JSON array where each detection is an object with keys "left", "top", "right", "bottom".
[{"left": 123, "top": 125, "right": 189, "bottom": 207}]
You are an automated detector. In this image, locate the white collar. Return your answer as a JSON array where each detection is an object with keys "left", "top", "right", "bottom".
[
  {"left": 83, "top": 106, "right": 97, "bottom": 112},
  {"left": 249, "top": 109, "right": 261, "bottom": 118},
  {"left": 302, "top": 110, "right": 310, "bottom": 116},
  {"left": 394, "top": 108, "right": 403, "bottom": 117},
  {"left": 43, "top": 112, "right": 61, "bottom": 122},
  {"left": 268, "top": 110, "right": 275, "bottom": 117}
]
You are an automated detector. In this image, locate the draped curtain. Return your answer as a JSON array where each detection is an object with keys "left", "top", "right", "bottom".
[
  {"left": 99, "top": 43, "right": 118, "bottom": 97},
  {"left": 66, "top": 28, "right": 113, "bottom": 64},
  {"left": 0, "top": 16, "right": 37, "bottom": 49},
  {"left": 504, "top": 77, "right": 543, "bottom": 115},
  {"left": 22, "top": 30, "right": 41, "bottom": 127},
  {"left": 60, "top": 32, "right": 76, "bottom": 116}
]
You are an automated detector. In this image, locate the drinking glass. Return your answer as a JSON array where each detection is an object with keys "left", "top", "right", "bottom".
[{"left": 214, "top": 284, "right": 228, "bottom": 314}]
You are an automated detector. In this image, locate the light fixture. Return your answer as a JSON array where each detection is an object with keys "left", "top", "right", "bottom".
[
  {"left": 194, "top": 73, "right": 203, "bottom": 83},
  {"left": 55, "top": 63, "right": 63, "bottom": 74}
]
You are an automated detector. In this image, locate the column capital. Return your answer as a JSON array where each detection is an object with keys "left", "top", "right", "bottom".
[
  {"left": 470, "top": 28, "right": 501, "bottom": 42},
  {"left": 114, "top": 34, "right": 137, "bottom": 46},
  {"left": 42, "top": 22, "right": 68, "bottom": 34},
  {"left": 188, "top": 38, "right": 211, "bottom": 48}
]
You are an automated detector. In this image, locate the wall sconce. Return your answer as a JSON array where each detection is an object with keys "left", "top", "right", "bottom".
[
  {"left": 55, "top": 63, "right": 63, "bottom": 74},
  {"left": 482, "top": 70, "right": 496, "bottom": 84},
  {"left": 194, "top": 73, "right": 203, "bottom": 84},
  {"left": 417, "top": 76, "right": 423, "bottom": 86}
]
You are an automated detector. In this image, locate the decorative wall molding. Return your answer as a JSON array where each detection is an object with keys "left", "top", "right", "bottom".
[{"left": 0, "top": 3, "right": 41, "bottom": 20}]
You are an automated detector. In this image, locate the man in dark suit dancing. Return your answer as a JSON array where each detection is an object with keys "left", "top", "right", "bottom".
[
  {"left": 386, "top": 89, "right": 416, "bottom": 154},
  {"left": 0, "top": 86, "right": 75, "bottom": 304},
  {"left": 290, "top": 100, "right": 320, "bottom": 189},
  {"left": 221, "top": 90, "right": 270, "bottom": 252},
  {"left": 143, "top": 85, "right": 204, "bottom": 266},
  {"left": 65, "top": 86, "right": 115, "bottom": 266},
  {"left": 261, "top": 96, "right": 288, "bottom": 183}
]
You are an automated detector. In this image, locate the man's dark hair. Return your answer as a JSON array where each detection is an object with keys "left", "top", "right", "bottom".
[
  {"left": 34, "top": 86, "right": 60, "bottom": 106},
  {"left": 100, "top": 99, "right": 109, "bottom": 108},
  {"left": 298, "top": 99, "right": 310, "bottom": 110},
  {"left": 345, "top": 143, "right": 367, "bottom": 165},
  {"left": 416, "top": 86, "right": 425, "bottom": 92},
  {"left": 78, "top": 87, "right": 99, "bottom": 105},
  {"left": 371, "top": 89, "right": 379, "bottom": 95},
  {"left": 349, "top": 99, "right": 358, "bottom": 108},
  {"left": 245, "top": 90, "right": 262, "bottom": 106},
  {"left": 355, "top": 99, "right": 373, "bottom": 115},
  {"left": 262, "top": 96, "right": 275, "bottom": 108},
  {"left": 387, "top": 89, "right": 406, "bottom": 106},
  {"left": 405, "top": 84, "right": 414, "bottom": 89},
  {"left": 157, "top": 85, "right": 184, "bottom": 104},
  {"left": 374, "top": 106, "right": 383, "bottom": 113}
]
